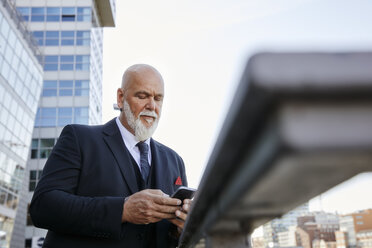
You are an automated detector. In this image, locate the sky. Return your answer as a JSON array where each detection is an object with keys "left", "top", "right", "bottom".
[{"left": 102, "top": 0, "right": 372, "bottom": 215}]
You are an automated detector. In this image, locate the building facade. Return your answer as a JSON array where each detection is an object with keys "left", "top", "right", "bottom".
[
  {"left": 13, "top": 0, "right": 115, "bottom": 247},
  {"left": 277, "top": 226, "right": 300, "bottom": 248},
  {"left": 0, "top": 0, "right": 43, "bottom": 247},
  {"left": 296, "top": 213, "right": 339, "bottom": 248},
  {"left": 263, "top": 203, "right": 309, "bottom": 248},
  {"left": 357, "top": 230, "right": 372, "bottom": 248},
  {"left": 335, "top": 230, "right": 349, "bottom": 248},
  {"left": 339, "top": 209, "right": 372, "bottom": 248}
]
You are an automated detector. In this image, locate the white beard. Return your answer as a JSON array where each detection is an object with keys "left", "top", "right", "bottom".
[{"left": 123, "top": 100, "right": 159, "bottom": 141}]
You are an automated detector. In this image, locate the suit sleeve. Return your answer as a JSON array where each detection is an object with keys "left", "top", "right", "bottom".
[{"left": 30, "top": 125, "right": 124, "bottom": 240}]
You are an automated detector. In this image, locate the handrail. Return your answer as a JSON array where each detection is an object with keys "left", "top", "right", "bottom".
[{"left": 179, "top": 52, "right": 372, "bottom": 248}]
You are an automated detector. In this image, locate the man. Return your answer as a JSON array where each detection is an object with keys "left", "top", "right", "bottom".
[{"left": 30, "top": 64, "right": 190, "bottom": 248}]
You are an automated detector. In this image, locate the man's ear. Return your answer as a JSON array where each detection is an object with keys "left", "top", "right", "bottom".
[{"left": 117, "top": 88, "right": 124, "bottom": 111}]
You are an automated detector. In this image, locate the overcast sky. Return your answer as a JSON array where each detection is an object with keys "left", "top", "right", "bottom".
[{"left": 102, "top": 0, "right": 372, "bottom": 214}]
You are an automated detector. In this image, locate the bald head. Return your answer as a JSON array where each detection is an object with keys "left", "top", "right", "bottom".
[
  {"left": 121, "top": 64, "right": 164, "bottom": 90},
  {"left": 117, "top": 64, "right": 165, "bottom": 140}
]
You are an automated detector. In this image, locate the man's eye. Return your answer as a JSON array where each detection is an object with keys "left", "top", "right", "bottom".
[
  {"left": 155, "top": 96, "right": 163, "bottom": 101},
  {"left": 137, "top": 94, "right": 146, "bottom": 99}
]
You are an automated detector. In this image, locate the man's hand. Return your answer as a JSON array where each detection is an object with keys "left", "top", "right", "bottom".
[
  {"left": 168, "top": 199, "right": 192, "bottom": 230},
  {"left": 122, "top": 189, "right": 181, "bottom": 224}
]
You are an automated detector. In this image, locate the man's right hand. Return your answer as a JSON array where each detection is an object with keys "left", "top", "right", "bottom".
[{"left": 122, "top": 189, "right": 182, "bottom": 224}]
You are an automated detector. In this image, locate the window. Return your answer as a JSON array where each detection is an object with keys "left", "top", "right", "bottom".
[
  {"left": 357, "top": 221, "right": 364, "bottom": 225},
  {"left": 58, "top": 108, "right": 73, "bottom": 126},
  {"left": 42, "top": 55, "right": 90, "bottom": 71},
  {"left": 61, "top": 31, "right": 74, "bottom": 45},
  {"left": 32, "top": 31, "right": 44, "bottom": 46},
  {"left": 75, "top": 107, "right": 89, "bottom": 124},
  {"left": 35, "top": 107, "right": 89, "bottom": 127},
  {"left": 32, "top": 30, "right": 90, "bottom": 46},
  {"left": 62, "top": 7, "right": 76, "bottom": 21},
  {"left": 77, "top": 7, "right": 91, "bottom": 21},
  {"left": 42, "top": 80, "right": 57, "bottom": 96},
  {"left": 59, "top": 80, "right": 73, "bottom": 96},
  {"left": 45, "top": 31, "right": 59, "bottom": 46},
  {"left": 30, "top": 139, "right": 38, "bottom": 158},
  {"left": 40, "top": 139, "right": 55, "bottom": 158},
  {"left": 75, "top": 55, "right": 90, "bottom": 70},
  {"left": 25, "top": 238, "right": 32, "bottom": 248},
  {"left": 60, "top": 56, "right": 74, "bottom": 70},
  {"left": 42, "top": 80, "right": 89, "bottom": 97},
  {"left": 76, "top": 31, "right": 90, "bottom": 46},
  {"left": 44, "top": 55, "right": 58, "bottom": 71},
  {"left": 17, "top": 7, "right": 30, "bottom": 21},
  {"left": 0, "top": 190, "right": 6, "bottom": 205},
  {"left": 75, "top": 80, "right": 89, "bottom": 96},
  {"left": 46, "top": 7, "right": 60, "bottom": 22},
  {"left": 40, "top": 108, "right": 56, "bottom": 127},
  {"left": 29, "top": 170, "right": 42, "bottom": 191},
  {"left": 6, "top": 193, "right": 17, "bottom": 209},
  {"left": 31, "top": 7, "right": 45, "bottom": 22},
  {"left": 31, "top": 139, "right": 55, "bottom": 159},
  {"left": 17, "top": 7, "right": 91, "bottom": 23}
]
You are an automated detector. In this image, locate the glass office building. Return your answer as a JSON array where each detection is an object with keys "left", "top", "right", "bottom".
[
  {"left": 0, "top": 1, "right": 43, "bottom": 247},
  {"left": 14, "top": 0, "right": 115, "bottom": 247}
]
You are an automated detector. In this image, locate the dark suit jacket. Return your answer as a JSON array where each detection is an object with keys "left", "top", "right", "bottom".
[{"left": 30, "top": 118, "right": 188, "bottom": 248}]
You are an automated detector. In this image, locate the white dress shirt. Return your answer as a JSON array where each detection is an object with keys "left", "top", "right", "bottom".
[{"left": 115, "top": 117, "right": 151, "bottom": 172}]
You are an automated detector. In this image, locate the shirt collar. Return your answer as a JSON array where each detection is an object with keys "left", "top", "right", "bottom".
[{"left": 115, "top": 117, "right": 151, "bottom": 150}]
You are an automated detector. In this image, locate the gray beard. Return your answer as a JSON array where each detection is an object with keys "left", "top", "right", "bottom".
[{"left": 123, "top": 100, "right": 159, "bottom": 141}]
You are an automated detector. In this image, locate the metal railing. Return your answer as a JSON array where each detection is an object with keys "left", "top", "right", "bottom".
[{"left": 179, "top": 52, "right": 372, "bottom": 248}]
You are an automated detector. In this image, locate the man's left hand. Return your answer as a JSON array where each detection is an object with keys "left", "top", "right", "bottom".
[{"left": 168, "top": 199, "right": 192, "bottom": 230}]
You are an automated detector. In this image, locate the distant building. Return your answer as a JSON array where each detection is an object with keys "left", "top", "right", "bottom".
[
  {"left": 339, "top": 209, "right": 372, "bottom": 248},
  {"left": 277, "top": 226, "right": 300, "bottom": 248},
  {"left": 351, "top": 209, "right": 372, "bottom": 233},
  {"left": 335, "top": 230, "right": 348, "bottom": 248},
  {"left": 0, "top": 0, "right": 43, "bottom": 247},
  {"left": 296, "top": 212, "right": 339, "bottom": 248},
  {"left": 253, "top": 236, "right": 266, "bottom": 248},
  {"left": 357, "top": 230, "right": 372, "bottom": 248},
  {"left": 13, "top": 0, "right": 116, "bottom": 247},
  {"left": 263, "top": 203, "right": 309, "bottom": 247},
  {"left": 313, "top": 239, "right": 337, "bottom": 248},
  {"left": 339, "top": 215, "right": 357, "bottom": 247}
]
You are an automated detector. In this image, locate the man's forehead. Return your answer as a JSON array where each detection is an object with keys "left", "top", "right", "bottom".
[
  {"left": 123, "top": 65, "right": 164, "bottom": 91},
  {"left": 128, "top": 77, "right": 164, "bottom": 95}
]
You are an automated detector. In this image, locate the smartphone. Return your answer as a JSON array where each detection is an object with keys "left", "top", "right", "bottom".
[{"left": 171, "top": 186, "right": 196, "bottom": 201}]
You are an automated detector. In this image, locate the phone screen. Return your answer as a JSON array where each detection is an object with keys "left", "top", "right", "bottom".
[{"left": 171, "top": 186, "right": 196, "bottom": 201}]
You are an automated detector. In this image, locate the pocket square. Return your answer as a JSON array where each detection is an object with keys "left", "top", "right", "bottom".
[{"left": 174, "top": 176, "right": 182, "bottom": 185}]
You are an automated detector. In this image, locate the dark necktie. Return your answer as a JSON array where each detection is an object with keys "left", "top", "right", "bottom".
[{"left": 136, "top": 142, "right": 150, "bottom": 183}]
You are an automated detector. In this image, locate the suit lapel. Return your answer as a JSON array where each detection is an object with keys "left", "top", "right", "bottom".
[
  {"left": 102, "top": 118, "right": 139, "bottom": 194},
  {"left": 150, "top": 139, "right": 173, "bottom": 195}
]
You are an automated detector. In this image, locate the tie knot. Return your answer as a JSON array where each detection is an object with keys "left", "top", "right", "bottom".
[{"left": 137, "top": 142, "right": 149, "bottom": 154}]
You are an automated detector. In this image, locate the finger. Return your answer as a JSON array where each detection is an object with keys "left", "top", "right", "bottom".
[
  {"left": 154, "top": 195, "right": 181, "bottom": 206},
  {"left": 147, "top": 189, "right": 166, "bottom": 196},
  {"left": 150, "top": 211, "right": 177, "bottom": 220},
  {"left": 152, "top": 204, "right": 182, "bottom": 215},
  {"left": 183, "top": 199, "right": 191, "bottom": 204},
  {"left": 175, "top": 210, "right": 188, "bottom": 221},
  {"left": 153, "top": 204, "right": 180, "bottom": 214},
  {"left": 182, "top": 203, "right": 190, "bottom": 212},
  {"left": 168, "top": 218, "right": 184, "bottom": 229}
]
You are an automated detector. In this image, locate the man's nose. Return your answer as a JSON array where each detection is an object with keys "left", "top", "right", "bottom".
[{"left": 145, "top": 98, "right": 156, "bottom": 111}]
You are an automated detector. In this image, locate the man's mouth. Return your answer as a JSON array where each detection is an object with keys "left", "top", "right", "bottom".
[{"left": 141, "top": 115, "right": 156, "bottom": 124}]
